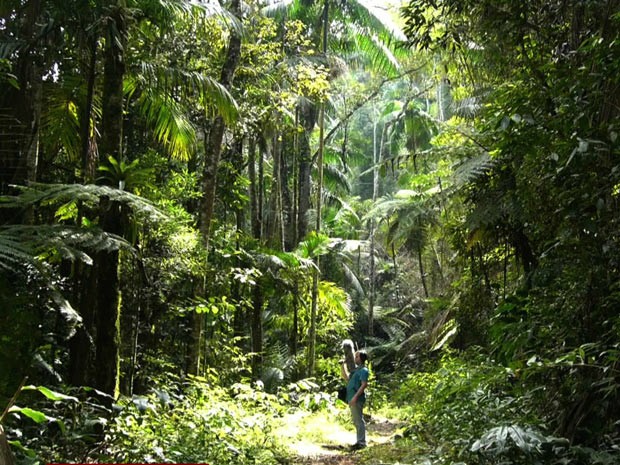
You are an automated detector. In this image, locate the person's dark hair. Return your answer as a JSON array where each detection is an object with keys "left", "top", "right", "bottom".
[{"left": 357, "top": 350, "right": 368, "bottom": 364}]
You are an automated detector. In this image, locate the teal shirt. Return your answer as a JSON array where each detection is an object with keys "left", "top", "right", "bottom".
[{"left": 346, "top": 365, "right": 369, "bottom": 403}]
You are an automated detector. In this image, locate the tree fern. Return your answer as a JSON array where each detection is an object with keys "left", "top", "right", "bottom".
[
  {"left": 0, "top": 224, "right": 129, "bottom": 268},
  {"left": 0, "top": 227, "right": 36, "bottom": 272},
  {"left": 3, "top": 183, "right": 165, "bottom": 223}
]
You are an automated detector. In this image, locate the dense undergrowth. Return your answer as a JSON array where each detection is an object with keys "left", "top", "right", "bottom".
[
  {"left": 4, "top": 372, "right": 332, "bottom": 464},
  {"left": 4, "top": 350, "right": 619, "bottom": 465}
]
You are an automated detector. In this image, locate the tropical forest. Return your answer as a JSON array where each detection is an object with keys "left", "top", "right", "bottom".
[{"left": 1, "top": 0, "right": 619, "bottom": 464}]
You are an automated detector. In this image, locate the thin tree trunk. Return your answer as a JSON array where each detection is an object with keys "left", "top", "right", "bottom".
[
  {"left": 292, "top": 108, "right": 299, "bottom": 245},
  {"left": 307, "top": 266, "right": 319, "bottom": 377},
  {"left": 368, "top": 221, "right": 376, "bottom": 336},
  {"left": 277, "top": 137, "right": 286, "bottom": 249},
  {"left": 80, "top": 37, "right": 99, "bottom": 183},
  {"left": 368, "top": 112, "right": 381, "bottom": 336},
  {"left": 281, "top": 132, "right": 294, "bottom": 251},
  {"left": 248, "top": 137, "right": 261, "bottom": 239},
  {"left": 290, "top": 282, "right": 299, "bottom": 356},
  {"left": 258, "top": 138, "right": 265, "bottom": 238},
  {"left": 191, "top": 0, "right": 242, "bottom": 375},
  {"left": 307, "top": 104, "right": 326, "bottom": 375},
  {"left": 417, "top": 244, "right": 429, "bottom": 298},
  {"left": 69, "top": 37, "right": 99, "bottom": 381},
  {"left": 251, "top": 282, "right": 264, "bottom": 377},
  {"left": 307, "top": 0, "right": 329, "bottom": 376},
  {"left": 266, "top": 137, "right": 284, "bottom": 249},
  {"left": 199, "top": 0, "right": 241, "bottom": 246}
]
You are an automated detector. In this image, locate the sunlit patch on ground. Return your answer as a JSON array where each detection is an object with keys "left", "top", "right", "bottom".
[{"left": 275, "top": 407, "right": 403, "bottom": 464}]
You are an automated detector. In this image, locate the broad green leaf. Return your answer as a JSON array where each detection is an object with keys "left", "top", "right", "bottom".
[
  {"left": 9, "top": 406, "right": 49, "bottom": 423},
  {"left": 22, "top": 385, "right": 79, "bottom": 402}
]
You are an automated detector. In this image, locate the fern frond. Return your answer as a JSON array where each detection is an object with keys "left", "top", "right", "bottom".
[
  {"left": 451, "top": 152, "right": 495, "bottom": 191},
  {"left": 1, "top": 183, "right": 165, "bottom": 223},
  {"left": 1, "top": 224, "right": 130, "bottom": 267},
  {"left": 0, "top": 227, "right": 36, "bottom": 272}
]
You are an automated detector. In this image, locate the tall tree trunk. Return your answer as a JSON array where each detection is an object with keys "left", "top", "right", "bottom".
[
  {"left": 89, "top": 4, "right": 126, "bottom": 397},
  {"left": 68, "top": 31, "right": 100, "bottom": 387},
  {"left": 368, "top": 113, "right": 381, "bottom": 336},
  {"left": 68, "top": 33, "right": 99, "bottom": 383},
  {"left": 307, "top": 0, "right": 329, "bottom": 376},
  {"left": 191, "top": 0, "right": 242, "bottom": 375},
  {"left": 198, "top": 0, "right": 241, "bottom": 248},
  {"left": 307, "top": 105, "right": 326, "bottom": 375}
]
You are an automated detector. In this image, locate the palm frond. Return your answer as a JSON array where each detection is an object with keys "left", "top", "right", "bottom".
[
  {"left": 341, "top": 261, "right": 364, "bottom": 296},
  {"left": 261, "top": 0, "right": 298, "bottom": 17},
  {"left": 318, "top": 280, "right": 351, "bottom": 322},
  {"left": 131, "top": 61, "right": 239, "bottom": 124},
  {"left": 333, "top": 201, "right": 361, "bottom": 226},
  {"left": 127, "top": 82, "right": 197, "bottom": 161},
  {"left": 155, "top": 0, "right": 244, "bottom": 36},
  {"left": 295, "top": 231, "right": 332, "bottom": 259},
  {"left": 428, "top": 309, "right": 457, "bottom": 352},
  {"left": 41, "top": 77, "right": 82, "bottom": 162},
  {"left": 344, "top": 0, "right": 406, "bottom": 42},
  {"left": 51, "top": 290, "right": 82, "bottom": 338},
  {"left": 322, "top": 159, "right": 351, "bottom": 193}
]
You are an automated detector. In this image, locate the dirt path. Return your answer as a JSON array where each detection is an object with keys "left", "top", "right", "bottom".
[{"left": 284, "top": 413, "right": 402, "bottom": 465}]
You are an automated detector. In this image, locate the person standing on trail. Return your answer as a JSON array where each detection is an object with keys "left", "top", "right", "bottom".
[{"left": 340, "top": 349, "right": 369, "bottom": 450}]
